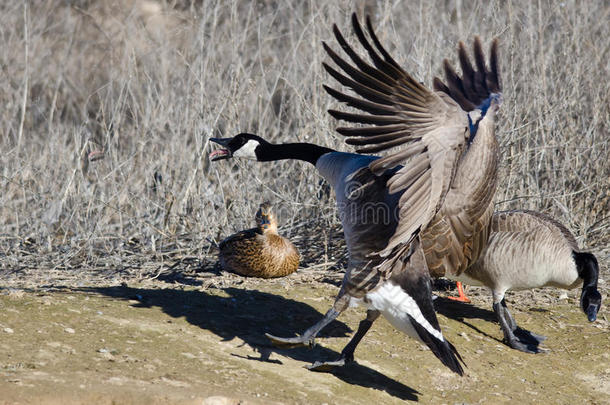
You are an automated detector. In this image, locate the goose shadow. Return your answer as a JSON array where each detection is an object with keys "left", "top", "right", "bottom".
[
  {"left": 76, "top": 285, "right": 420, "bottom": 401},
  {"left": 434, "top": 297, "right": 503, "bottom": 342}
]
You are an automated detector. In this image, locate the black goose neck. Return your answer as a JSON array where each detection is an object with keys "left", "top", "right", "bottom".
[
  {"left": 574, "top": 251, "right": 599, "bottom": 289},
  {"left": 257, "top": 142, "right": 334, "bottom": 165}
]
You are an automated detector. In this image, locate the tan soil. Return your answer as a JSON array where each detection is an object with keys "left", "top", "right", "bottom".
[{"left": 0, "top": 274, "right": 609, "bottom": 405}]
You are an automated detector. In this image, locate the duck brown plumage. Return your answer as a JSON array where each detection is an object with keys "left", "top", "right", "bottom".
[{"left": 218, "top": 202, "right": 299, "bottom": 278}]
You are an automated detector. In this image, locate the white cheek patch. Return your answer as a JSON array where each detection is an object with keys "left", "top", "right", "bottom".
[
  {"left": 366, "top": 281, "right": 444, "bottom": 342},
  {"left": 233, "top": 139, "right": 259, "bottom": 160},
  {"left": 468, "top": 109, "right": 482, "bottom": 123}
]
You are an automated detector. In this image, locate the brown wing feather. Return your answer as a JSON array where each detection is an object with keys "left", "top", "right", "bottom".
[
  {"left": 218, "top": 228, "right": 260, "bottom": 249},
  {"left": 492, "top": 210, "right": 579, "bottom": 250},
  {"left": 424, "top": 198, "right": 495, "bottom": 277},
  {"left": 433, "top": 37, "right": 502, "bottom": 111},
  {"left": 324, "top": 14, "right": 501, "bottom": 282},
  {"left": 324, "top": 15, "right": 471, "bottom": 268}
]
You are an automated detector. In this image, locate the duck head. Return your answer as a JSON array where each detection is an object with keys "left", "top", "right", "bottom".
[
  {"left": 209, "top": 133, "right": 268, "bottom": 161},
  {"left": 255, "top": 202, "right": 278, "bottom": 234}
]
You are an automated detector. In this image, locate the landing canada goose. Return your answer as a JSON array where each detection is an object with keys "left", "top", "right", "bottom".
[
  {"left": 451, "top": 210, "right": 602, "bottom": 353},
  {"left": 217, "top": 202, "right": 300, "bottom": 278},
  {"left": 210, "top": 15, "right": 503, "bottom": 375}
]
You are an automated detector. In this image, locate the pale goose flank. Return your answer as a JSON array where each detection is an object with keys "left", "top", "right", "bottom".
[
  {"left": 209, "top": 14, "right": 504, "bottom": 375},
  {"left": 452, "top": 210, "right": 602, "bottom": 353}
]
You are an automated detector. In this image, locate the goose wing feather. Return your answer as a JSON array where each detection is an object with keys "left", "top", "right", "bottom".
[
  {"left": 433, "top": 38, "right": 501, "bottom": 111},
  {"left": 492, "top": 210, "right": 579, "bottom": 250},
  {"left": 323, "top": 14, "right": 471, "bottom": 263}
]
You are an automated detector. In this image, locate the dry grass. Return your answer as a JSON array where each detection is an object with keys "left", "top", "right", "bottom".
[{"left": 0, "top": 0, "right": 608, "bottom": 284}]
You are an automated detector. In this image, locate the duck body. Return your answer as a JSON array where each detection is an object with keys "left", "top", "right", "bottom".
[
  {"left": 450, "top": 209, "right": 602, "bottom": 353},
  {"left": 219, "top": 229, "right": 299, "bottom": 278},
  {"left": 217, "top": 202, "right": 300, "bottom": 278}
]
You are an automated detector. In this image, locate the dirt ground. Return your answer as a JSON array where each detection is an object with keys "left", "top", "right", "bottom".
[{"left": 0, "top": 270, "right": 608, "bottom": 405}]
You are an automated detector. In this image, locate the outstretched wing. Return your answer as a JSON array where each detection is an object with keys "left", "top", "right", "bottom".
[
  {"left": 433, "top": 37, "right": 501, "bottom": 112},
  {"left": 323, "top": 14, "right": 469, "bottom": 260}
]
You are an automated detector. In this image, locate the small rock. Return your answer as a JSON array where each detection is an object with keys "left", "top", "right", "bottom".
[
  {"left": 558, "top": 292, "right": 569, "bottom": 300},
  {"left": 99, "top": 351, "right": 116, "bottom": 361},
  {"left": 6, "top": 288, "right": 25, "bottom": 298},
  {"left": 64, "top": 327, "right": 75, "bottom": 334},
  {"left": 3, "top": 327, "right": 14, "bottom": 334},
  {"left": 202, "top": 396, "right": 241, "bottom": 405}
]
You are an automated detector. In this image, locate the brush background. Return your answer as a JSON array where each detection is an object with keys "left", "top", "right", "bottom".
[{"left": 0, "top": 0, "right": 608, "bottom": 282}]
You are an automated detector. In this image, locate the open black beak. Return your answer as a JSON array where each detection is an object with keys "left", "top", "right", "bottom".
[
  {"left": 586, "top": 304, "right": 599, "bottom": 322},
  {"left": 209, "top": 137, "right": 232, "bottom": 161}
]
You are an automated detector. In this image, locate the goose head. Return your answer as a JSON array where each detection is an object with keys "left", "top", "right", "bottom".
[
  {"left": 581, "top": 287, "right": 602, "bottom": 322},
  {"left": 575, "top": 252, "right": 602, "bottom": 322},
  {"left": 466, "top": 93, "right": 503, "bottom": 145},
  {"left": 255, "top": 202, "right": 278, "bottom": 234},
  {"left": 209, "top": 133, "right": 268, "bottom": 161}
]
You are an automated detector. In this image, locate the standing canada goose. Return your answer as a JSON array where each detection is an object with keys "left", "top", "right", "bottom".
[
  {"left": 451, "top": 210, "right": 602, "bottom": 353},
  {"left": 217, "top": 202, "right": 300, "bottom": 278},
  {"left": 210, "top": 14, "right": 503, "bottom": 375}
]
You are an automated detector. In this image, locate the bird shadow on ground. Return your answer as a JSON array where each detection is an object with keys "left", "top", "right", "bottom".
[
  {"left": 74, "top": 285, "right": 420, "bottom": 401},
  {"left": 434, "top": 297, "right": 503, "bottom": 343}
]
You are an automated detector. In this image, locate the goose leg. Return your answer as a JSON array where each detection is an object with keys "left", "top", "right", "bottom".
[
  {"left": 448, "top": 281, "right": 471, "bottom": 303},
  {"left": 308, "top": 309, "right": 380, "bottom": 372},
  {"left": 493, "top": 301, "right": 543, "bottom": 354},
  {"left": 501, "top": 299, "right": 546, "bottom": 344},
  {"left": 266, "top": 293, "right": 350, "bottom": 349},
  {"left": 500, "top": 298, "right": 518, "bottom": 331}
]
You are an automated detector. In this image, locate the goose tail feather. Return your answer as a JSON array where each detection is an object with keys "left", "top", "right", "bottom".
[{"left": 410, "top": 316, "right": 465, "bottom": 375}]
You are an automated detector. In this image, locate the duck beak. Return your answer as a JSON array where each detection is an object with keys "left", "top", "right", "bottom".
[
  {"left": 586, "top": 303, "right": 599, "bottom": 322},
  {"left": 209, "top": 137, "right": 232, "bottom": 161}
]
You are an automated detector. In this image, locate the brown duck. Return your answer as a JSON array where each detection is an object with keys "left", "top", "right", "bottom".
[{"left": 218, "top": 202, "right": 299, "bottom": 278}]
